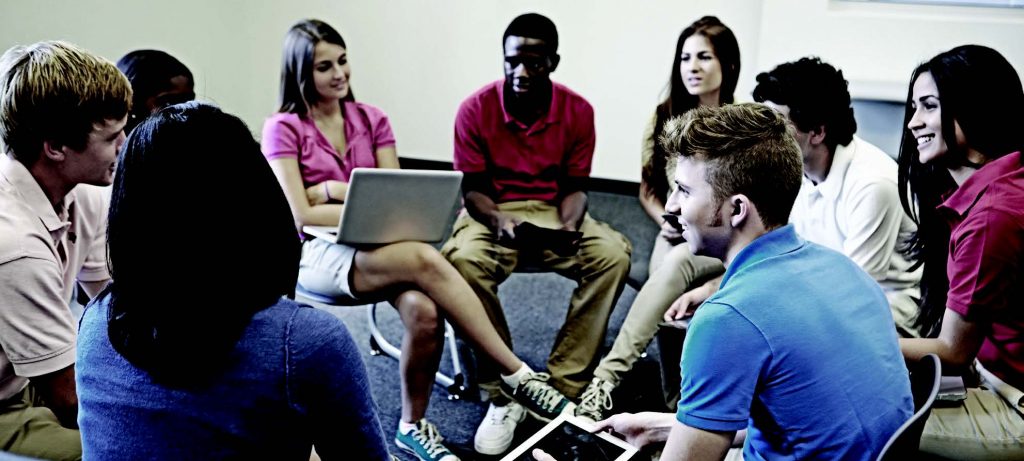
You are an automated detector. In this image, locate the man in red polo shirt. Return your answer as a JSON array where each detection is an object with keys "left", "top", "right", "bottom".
[{"left": 441, "top": 12, "right": 632, "bottom": 456}]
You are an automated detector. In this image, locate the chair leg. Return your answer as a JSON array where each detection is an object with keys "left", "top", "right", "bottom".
[
  {"left": 365, "top": 303, "right": 468, "bottom": 399},
  {"left": 443, "top": 321, "right": 467, "bottom": 400}
]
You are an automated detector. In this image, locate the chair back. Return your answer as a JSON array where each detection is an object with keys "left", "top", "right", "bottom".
[{"left": 875, "top": 353, "right": 941, "bottom": 461}]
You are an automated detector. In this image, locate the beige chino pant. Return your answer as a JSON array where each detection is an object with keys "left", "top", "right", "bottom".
[{"left": 442, "top": 200, "right": 631, "bottom": 399}]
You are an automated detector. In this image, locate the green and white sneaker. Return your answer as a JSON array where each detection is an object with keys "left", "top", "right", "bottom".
[
  {"left": 574, "top": 377, "right": 615, "bottom": 422},
  {"left": 507, "top": 371, "right": 576, "bottom": 422},
  {"left": 394, "top": 419, "right": 460, "bottom": 461}
]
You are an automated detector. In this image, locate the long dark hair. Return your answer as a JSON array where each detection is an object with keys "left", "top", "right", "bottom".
[
  {"left": 106, "top": 102, "right": 301, "bottom": 383},
  {"left": 897, "top": 45, "right": 1024, "bottom": 336},
  {"left": 644, "top": 16, "right": 740, "bottom": 202},
  {"left": 116, "top": 49, "right": 194, "bottom": 134},
  {"left": 277, "top": 19, "right": 353, "bottom": 115}
]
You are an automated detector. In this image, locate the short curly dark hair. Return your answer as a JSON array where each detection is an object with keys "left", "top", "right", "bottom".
[
  {"left": 503, "top": 13, "right": 558, "bottom": 54},
  {"left": 753, "top": 57, "right": 856, "bottom": 153}
]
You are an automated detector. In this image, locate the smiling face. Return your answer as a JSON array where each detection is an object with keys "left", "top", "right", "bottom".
[
  {"left": 311, "top": 41, "right": 350, "bottom": 102},
  {"left": 679, "top": 34, "right": 723, "bottom": 103},
  {"left": 61, "top": 116, "right": 127, "bottom": 186},
  {"left": 666, "top": 156, "right": 730, "bottom": 259},
  {"left": 908, "top": 71, "right": 967, "bottom": 165}
]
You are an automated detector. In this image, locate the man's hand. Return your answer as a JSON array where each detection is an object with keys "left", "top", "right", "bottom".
[
  {"left": 592, "top": 412, "right": 675, "bottom": 448},
  {"left": 32, "top": 364, "right": 78, "bottom": 429},
  {"left": 490, "top": 212, "right": 522, "bottom": 241},
  {"left": 532, "top": 449, "right": 557, "bottom": 461},
  {"left": 664, "top": 275, "right": 722, "bottom": 321}
]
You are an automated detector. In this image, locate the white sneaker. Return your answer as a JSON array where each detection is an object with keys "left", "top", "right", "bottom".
[{"left": 473, "top": 401, "right": 527, "bottom": 455}]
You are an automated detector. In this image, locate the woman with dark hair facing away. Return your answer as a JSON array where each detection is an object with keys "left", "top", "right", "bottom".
[
  {"left": 75, "top": 102, "right": 391, "bottom": 460},
  {"left": 262, "top": 19, "right": 573, "bottom": 461},
  {"left": 115, "top": 49, "right": 195, "bottom": 134},
  {"left": 898, "top": 45, "right": 1024, "bottom": 459},
  {"left": 575, "top": 16, "right": 737, "bottom": 422}
]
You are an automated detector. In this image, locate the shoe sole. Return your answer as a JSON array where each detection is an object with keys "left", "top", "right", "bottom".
[
  {"left": 473, "top": 411, "right": 528, "bottom": 455},
  {"left": 474, "top": 437, "right": 513, "bottom": 456},
  {"left": 573, "top": 411, "right": 600, "bottom": 424}
]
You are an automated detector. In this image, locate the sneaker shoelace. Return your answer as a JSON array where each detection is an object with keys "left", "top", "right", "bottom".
[
  {"left": 520, "top": 373, "right": 565, "bottom": 412},
  {"left": 411, "top": 421, "right": 449, "bottom": 458},
  {"left": 578, "top": 381, "right": 613, "bottom": 413},
  {"left": 487, "top": 405, "right": 511, "bottom": 424}
]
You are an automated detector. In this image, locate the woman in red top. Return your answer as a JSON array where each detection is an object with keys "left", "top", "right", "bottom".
[{"left": 897, "top": 45, "right": 1024, "bottom": 459}]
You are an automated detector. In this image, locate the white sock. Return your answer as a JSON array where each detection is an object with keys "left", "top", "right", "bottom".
[
  {"left": 398, "top": 419, "right": 418, "bottom": 434},
  {"left": 501, "top": 363, "right": 533, "bottom": 389}
]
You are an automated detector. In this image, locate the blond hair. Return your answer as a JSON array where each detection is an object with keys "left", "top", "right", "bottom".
[
  {"left": 660, "top": 103, "right": 802, "bottom": 229},
  {"left": 0, "top": 41, "right": 131, "bottom": 164}
]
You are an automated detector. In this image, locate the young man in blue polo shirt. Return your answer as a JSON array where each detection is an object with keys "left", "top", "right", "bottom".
[{"left": 578, "top": 104, "right": 913, "bottom": 461}]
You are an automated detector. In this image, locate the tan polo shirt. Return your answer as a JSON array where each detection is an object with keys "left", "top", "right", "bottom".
[{"left": 0, "top": 154, "right": 110, "bottom": 400}]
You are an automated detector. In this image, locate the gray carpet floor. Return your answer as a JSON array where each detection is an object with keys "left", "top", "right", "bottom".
[{"left": 314, "top": 272, "right": 672, "bottom": 461}]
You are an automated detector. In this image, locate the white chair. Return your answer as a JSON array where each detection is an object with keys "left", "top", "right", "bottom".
[{"left": 876, "top": 353, "right": 941, "bottom": 461}]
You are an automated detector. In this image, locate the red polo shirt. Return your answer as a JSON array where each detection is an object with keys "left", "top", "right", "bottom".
[
  {"left": 939, "top": 151, "right": 1024, "bottom": 389},
  {"left": 453, "top": 80, "right": 595, "bottom": 203}
]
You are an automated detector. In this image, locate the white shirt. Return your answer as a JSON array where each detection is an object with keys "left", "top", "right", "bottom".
[{"left": 791, "top": 136, "right": 921, "bottom": 296}]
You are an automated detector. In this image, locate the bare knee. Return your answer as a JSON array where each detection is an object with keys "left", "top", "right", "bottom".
[
  {"left": 391, "top": 242, "right": 442, "bottom": 271},
  {"left": 395, "top": 290, "right": 441, "bottom": 336}
]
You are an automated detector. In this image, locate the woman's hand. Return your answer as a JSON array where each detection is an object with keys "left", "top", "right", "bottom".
[
  {"left": 305, "top": 181, "right": 348, "bottom": 205},
  {"left": 306, "top": 182, "right": 329, "bottom": 205},
  {"left": 659, "top": 217, "right": 684, "bottom": 242}
]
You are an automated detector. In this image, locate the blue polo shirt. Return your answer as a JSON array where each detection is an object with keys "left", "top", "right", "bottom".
[{"left": 676, "top": 225, "right": 912, "bottom": 460}]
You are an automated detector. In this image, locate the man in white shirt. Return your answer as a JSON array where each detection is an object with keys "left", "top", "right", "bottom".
[
  {"left": 668, "top": 57, "right": 922, "bottom": 338},
  {"left": 752, "top": 57, "right": 922, "bottom": 337},
  {"left": 0, "top": 41, "right": 130, "bottom": 460}
]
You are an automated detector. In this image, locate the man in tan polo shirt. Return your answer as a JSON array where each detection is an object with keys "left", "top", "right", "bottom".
[{"left": 0, "top": 41, "right": 130, "bottom": 460}]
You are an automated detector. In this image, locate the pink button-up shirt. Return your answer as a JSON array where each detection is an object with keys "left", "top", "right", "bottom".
[{"left": 262, "top": 101, "right": 396, "bottom": 186}]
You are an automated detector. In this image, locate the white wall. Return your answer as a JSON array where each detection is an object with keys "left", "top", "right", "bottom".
[
  {"left": 758, "top": 0, "right": 1024, "bottom": 101},
  {"left": 2, "top": 0, "right": 1022, "bottom": 181}
]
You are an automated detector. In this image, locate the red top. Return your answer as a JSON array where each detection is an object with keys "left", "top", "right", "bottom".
[
  {"left": 939, "top": 151, "right": 1024, "bottom": 389},
  {"left": 453, "top": 80, "right": 595, "bottom": 203}
]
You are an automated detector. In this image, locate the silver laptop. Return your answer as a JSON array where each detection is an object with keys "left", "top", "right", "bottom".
[{"left": 302, "top": 168, "right": 463, "bottom": 245}]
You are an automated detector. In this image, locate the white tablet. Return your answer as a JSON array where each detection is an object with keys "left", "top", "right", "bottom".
[{"left": 500, "top": 413, "right": 639, "bottom": 461}]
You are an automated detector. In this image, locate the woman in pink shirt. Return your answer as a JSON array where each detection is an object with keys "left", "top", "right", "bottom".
[
  {"left": 261, "top": 20, "right": 573, "bottom": 461},
  {"left": 897, "top": 45, "right": 1024, "bottom": 459}
]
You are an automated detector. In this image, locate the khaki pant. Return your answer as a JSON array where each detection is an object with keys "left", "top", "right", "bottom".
[
  {"left": 441, "top": 201, "right": 631, "bottom": 399},
  {"left": 593, "top": 237, "right": 724, "bottom": 406},
  {"left": 920, "top": 373, "right": 1024, "bottom": 460},
  {"left": 0, "top": 384, "right": 81, "bottom": 461}
]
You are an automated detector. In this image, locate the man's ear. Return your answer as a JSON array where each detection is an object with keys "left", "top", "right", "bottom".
[
  {"left": 41, "top": 140, "right": 67, "bottom": 163},
  {"left": 728, "top": 194, "right": 751, "bottom": 228},
  {"left": 548, "top": 53, "right": 560, "bottom": 73},
  {"left": 808, "top": 125, "right": 827, "bottom": 147}
]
